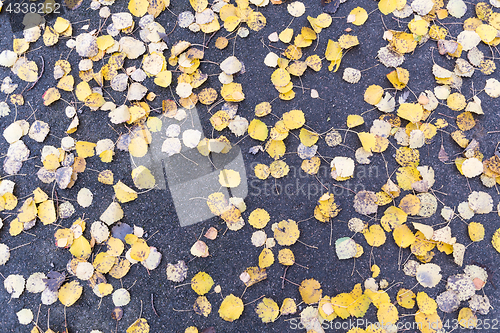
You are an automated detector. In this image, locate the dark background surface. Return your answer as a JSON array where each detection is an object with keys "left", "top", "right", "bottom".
[{"left": 0, "top": 0, "right": 500, "bottom": 332}]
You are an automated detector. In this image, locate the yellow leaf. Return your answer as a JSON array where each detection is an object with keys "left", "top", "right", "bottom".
[
  {"left": 84, "top": 93, "right": 105, "bottom": 108},
  {"left": 379, "top": 0, "right": 398, "bottom": 15},
  {"left": 248, "top": 208, "right": 270, "bottom": 229},
  {"left": 399, "top": 194, "right": 421, "bottom": 215},
  {"left": 468, "top": 222, "right": 484, "bottom": 242},
  {"left": 395, "top": 146, "right": 420, "bottom": 167},
  {"left": 447, "top": 92, "right": 466, "bottom": 111},
  {"left": 278, "top": 248, "right": 295, "bottom": 266},
  {"left": 331, "top": 293, "right": 354, "bottom": 319},
  {"left": 476, "top": 24, "right": 497, "bottom": 43},
  {"left": 42, "top": 87, "right": 61, "bottom": 106},
  {"left": 266, "top": 138, "right": 286, "bottom": 160},
  {"left": 130, "top": 239, "right": 150, "bottom": 261},
  {"left": 280, "top": 298, "right": 297, "bottom": 315},
  {"left": 338, "top": 34, "right": 359, "bottom": 49},
  {"left": 93, "top": 252, "right": 116, "bottom": 273},
  {"left": 54, "top": 17, "right": 71, "bottom": 33},
  {"left": 57, "top": 75, "right": 74, "bottom": 92},
  {"left": 219, "top": 169, "right": 241, "bottom": 187},
  {"left": 224, "top": 16, "right": 241, "bottom": 32},
  {"left": 255, "top": 298, "right": 279, "bottom": 323},
  {"left": 210, "top": 111, "right": 230, "bottom": 131},
  {"left": 371, "top": 264, "right": 380, "bottom": 278},
  {"left": 18, "top": 198, "right": 37, "bottom": 223},
  {"left": 390, "top": 31, "right": 417, "bottom": 54},
  {"left": 126, "top": 318, "right": 150, "bottom": 333},
  {"left": 364, "top": 224, "right": 386, "bottom": 247},
  {"left": 411, "top": 231, "right": 436, "bottom": 257},
  {"left": 458, "top": 307, "right": 477, "bottom": 328},
  {"left": 358, "top": 132, "right": 376, "bottom": 152},
  {"left": 75, "top": 81, "right": 92, "bottom": 101},
  {"left": 299, "top": 278, "right": 322, "bottom": 304},
  {"left": 75, "top": 141, "right": 96, "bottom": 158},
  {"left": 386, "top": 67, "right": 409, "bottom": 90},
  {"left": 33, "top": 188, "right": 48, "bottom": 204},
  {"left": 13, "top": 38, "right": 29, "bottom": 54},
  {"left": 396, "top": 166, "right": 421, "bottom": 191},
  {"left": 279, "top": 28, "right": 294, "bottom": 43},
  {"left": 283, "top": 110, "right": 305, "bottom": 129},
  {"left": 248, "top": 119, "right": 268, "bottom": 141},
  {"left": 325, "top": 40, "right": 342, "bottom": 61},
  {"left": 317, "top": 193, "right": 340, "bottom": 218},
  {"left": 154, "top": 71, "right": 172, "bottom": 87},
  {"left": 38, "top": 200, "right": 56, "bottom": 225},
  {"left": 255, "top": 101, "right": 272, "bottom": 117},
  {"left": 364, "top": 85, "right": 384, "bottom": 105},
  {"left": 270, "top": 160, "right": 290, "bottom": 178},
  {"left": 349, "top": 7, "right": 368, "bottom": 25},
  {"left": 131, "top": 166, "right": 156, "bottom": 189},
  {"left": 274, "top": 219, "right": 300, "bottom": 246},
  {"left": 9, "top": 218, "right": 23, "bottom": 236},
  {"left": 492, "top": 228, "right": 500, "bottom": 253},
  {"left": 301, "top": 157, "right": 321, "bottom": 175},
  {"left": 128, "top": 0, "right": 149, "bottom": 17},
  {"left": 43, "top": 26, "right": 59, "bottom": 46},
  {"left": 17, "top": 60, "right": 38, "bottom": 81},
  {"left": 113, "top": 181, "right": 138, "bottom": 203},
  {"left": 456, "top": 111, "right": 476, "bottom": 131},
  {"left": 393, "top": 224, "right": 416, "bottom": 248},
  {"left": 191, "top": 272, "right": 214, "bottom": 295},
  {"left": 219, "top": 294, "right": 244, "bottom": 322},
  {"left": 70, "top": 236, "right": 91, "bottom": 259},
  {"left": 380, "top": 206, "right": 407, "bottom": 231},
  {"left": 193, "top": 296, "right": 212, "bottom": 317},
  {"left": 185, "top": 327, "right": 198, "bottom": 333},
  {"left": 97, "top": 283, "right": 113, "bottom": 297},
  {"left": 305, "top": 54, "right": 322, "bottom": 71},
  {"left": 221, "top": 82, "right": 245, "bottom": 102},
  {"left": 109, "top": 258, "right": 131, "bottom": 279},
  {"left": 408, "top": 17, "right": 429, "bottom": 36},
  {"left": 128, "top": 137, "right": 148, "bottom": 157},
  {"left": 347, "top": 114, "right": 365, "bottom": 128},
  {"left": 299, "top": 128, "right": 318, "bottom": 147},
  {"left": 258, "top": 248, "right": 274, "bottom": 269},
  {"left": 283, "top": 45, "right": 302, "bottom": 60},
  {"left": 377, "top": 302, "right": 398, "bottom": 325},
  {"left": 396, "top": 288, "right": 415, "bottom": 309},
  {"left": 415, "top": 311, "right": 442, "bottom": 333},
  {"left": 271, "top": 68, "right": 291, "bottom": 87},
  {"left": 416, "top": 292, "right": 437, "bottom": 314},
  {"left": 347, "top": 294, "right": 371, "bottom": 319},
  {"left": 254, "top": 164, "right": 270, "bottom": 180},
  {"left": 96, "top": 35, "right": 114, "bottom": 51},
  {"left": 243, "top": 266, "right": 267, "bottom": 287},
  {"left": 58, "top": 281, "right": 83, "bottom": 307},
  {"left": 247, "top": 11, "right": 266, "bottom": 32},
  {"left": 397, "top": 103, "right": 424, "bottom": 123},
  {"left": 98, "top": 170, "right": 114, "bottom": 185}
]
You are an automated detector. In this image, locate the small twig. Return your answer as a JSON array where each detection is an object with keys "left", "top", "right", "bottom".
[
  {"left": 244, "top": 294, "right": 265, "bottom": 306},
  {"left": 25, "top": 56, "right": 44, "bottom": 92},
  {"left": 151, "top": 294, "right": 159, "bottom": 317}
]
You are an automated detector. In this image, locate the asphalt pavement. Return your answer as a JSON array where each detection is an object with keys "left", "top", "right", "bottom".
[{"left": 0, "top": 0, "right": 500, "bottom": 332}]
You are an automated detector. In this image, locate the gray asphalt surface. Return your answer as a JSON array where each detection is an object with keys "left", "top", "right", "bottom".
[{"left": 1, "top": 0, "right": 500, "bottom": 332}]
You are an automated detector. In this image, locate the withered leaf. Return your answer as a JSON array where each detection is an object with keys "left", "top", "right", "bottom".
[
  {"left": 42, "top": 271, "right": 66, "bottom": 292},
  {"left": 438, "top": 144, "right": 449, "bottom": 162}
]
